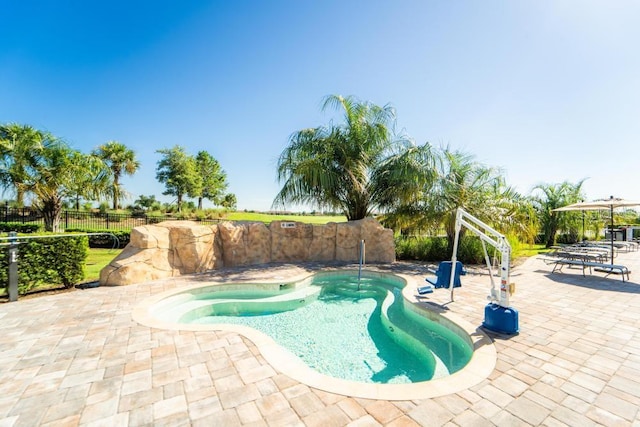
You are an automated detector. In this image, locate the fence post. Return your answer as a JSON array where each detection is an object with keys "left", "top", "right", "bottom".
[
  {"left": 4, "top": 201, "right": 8, "bottom": 223},
  {"left": 106, "top": 213, "right": 110, "bottom": 229},
  {"left": 8, "top": 231, "right": 18, "bottom": 302},
  {"left": 65, "top": 210, "right": 69, "bottom": 230}
]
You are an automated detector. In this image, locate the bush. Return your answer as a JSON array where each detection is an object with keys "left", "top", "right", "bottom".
[
  {"left": 0, "top": 223, "right": 42, "bottom": 233},
  {"left": 98, "top": 202, "right": 109, "bottom": 214},
  {"left": 65, "top": 229, "right": 130, "bottom": 248},
  {"left": 556, "top": 232, "right": 579, "bottom": 245},
  {"left": 395, "top": 236, "right": 449, "bottom": 261},
  {"left": 146, "top": 213, "right": 164, "bottom": 224},
  {"left": 395, "top": 235, "right": 484, "bottom": 264},
  {"left": 458, "top": 236, "right": 486, "bottom": 264},
  {"left": 0, "top": 235, "right": 88, "bottom": 294},
  {"left": 428, "top": 237, "right": 450, "bottom": 261}
]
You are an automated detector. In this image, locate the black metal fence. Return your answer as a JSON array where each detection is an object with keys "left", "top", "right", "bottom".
[{"left": 1, "top": 206, "right": 222, "bottom": 231}]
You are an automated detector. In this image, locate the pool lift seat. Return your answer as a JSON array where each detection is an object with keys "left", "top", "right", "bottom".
[{"left": 417, "top": 261, "right": 466, "bottom": 294}]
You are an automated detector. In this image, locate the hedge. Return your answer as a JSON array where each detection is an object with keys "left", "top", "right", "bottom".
[
  {"left": 0, "top": 223, "right": 42, "bottom": 233},
  {"left": 64, "top": 229, "right": 130, "bottom": 248},
  {"left": 1, "top": 235, "right": 88, "bottom": 294},
  {"left": 395, "top": 235, "right": 486, "bottom": 264}
]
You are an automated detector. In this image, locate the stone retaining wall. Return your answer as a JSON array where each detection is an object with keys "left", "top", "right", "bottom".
[{"left": 99, "top": 218, "right": 395, "bottom": 286}]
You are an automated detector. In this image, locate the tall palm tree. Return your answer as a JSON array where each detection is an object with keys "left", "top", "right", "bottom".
[
  {"left": 425, "top": 147, "right": 518, "bottom": 249},
  {"left": 67, "top": 151, "right": 112, "bottom": 210},
  {"left": 0, "top": 123, "right": 49, "bottom": 207},
  {"left": 387, "top": 146, "right": 527, "bottom": 251},
  {"left": 532, "top": 180, "right": 586, "bottom": 247},
  {"left": 93, "top": 141, "right": 140, "bottom": 210},
  {"left": 274, "top": 95, "right": 436, "bottom": 220},
  {"left": 6, "top": 134, "right": 111, "bottom": 231}
]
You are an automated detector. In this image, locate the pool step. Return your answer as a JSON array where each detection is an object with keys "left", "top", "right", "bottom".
[{"left": 156, "top": 285, "right": 322, "bottom": 323}]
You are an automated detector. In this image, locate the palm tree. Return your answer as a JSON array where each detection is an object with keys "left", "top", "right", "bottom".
[
  {"left": 420, "top": 147, "right": 521, "bottom": 250},
  {"left": 0, "top": 123, "right": 50, "bottom": 207},
  {"left": 531, "top": 180, "right": 586, "bottom": 247},
  {"left": 14, "top": 136, "right": 111, "bottom": 231},
  {"left": 66, "top": 151, "right": 112, "bottom": 210},
  {"left": 93, "top": 141, "right": 140, "bottom": 210},
  {"left": 274, "top": 95, "right": 436, "bottom": 220}
]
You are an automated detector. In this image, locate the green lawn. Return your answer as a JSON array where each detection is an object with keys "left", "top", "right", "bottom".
[
  {"left": 84, "top": 248, "right": 122, "bottom": 282},
  {"left": 512, "top": 243, "right": 549, "bottom": 258},
  {"left": 223, "top": 212, "right": 346, "bottom": 224}
]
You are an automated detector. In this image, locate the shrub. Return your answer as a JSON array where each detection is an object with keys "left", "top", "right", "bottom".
[
  {"left": 458, "top": 236, "right": 485, "bottom": 264},
  {"left": 0, "top": 223, "right": 42, "bottom": 233},
  {"left": 395, "top": 235, "right": 485, "bottom": 264},
  {"left": 427, "top": 237, "right": 450, "bottom": 261},
  {"left": 556, "top": 232, "right": 579, "bottom": 245},
  {"left": 395, "top": 236, "right": 448, "bottom": 261},
  {"left": 395, "top": 236, "right": 420, "bottom": 260},
  {"left": 65, "top": 229, "right": 130, "bottom": 248},
  {"left": 146, "top": 213, "right": 164, "bottom": 224},
  {"left": 0, "top": 235, "right": 88, "bottom": 294}
]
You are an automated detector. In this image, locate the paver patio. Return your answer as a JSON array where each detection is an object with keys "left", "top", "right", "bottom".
[{"left": 1, "top": 250, "right": 640, "bottom": 426}]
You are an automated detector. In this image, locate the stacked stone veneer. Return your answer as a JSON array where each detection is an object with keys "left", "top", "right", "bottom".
[{"left": 99, "top": 218, "right": 395, "bottom": 286}]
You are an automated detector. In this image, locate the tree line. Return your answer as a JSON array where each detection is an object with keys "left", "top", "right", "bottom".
[
  {"left": 272, "top": 95, "right": 622, "bottom": 248},
  {"left": 0, "top": 124, "right": 233, "bottom": 231},
  {"left": 3, "top": 94, "right": 625, "bottom": 247}
]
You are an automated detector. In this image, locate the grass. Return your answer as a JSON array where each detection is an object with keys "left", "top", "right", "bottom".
[
  {"left": 223, "top": 212, "right": 346, "bottom": 224},
  {"left": 84, "top": 248, "right": 122, "bottom": 282},
  {"left": 512, "top": 243, "right": 550, "bottom": 258}
]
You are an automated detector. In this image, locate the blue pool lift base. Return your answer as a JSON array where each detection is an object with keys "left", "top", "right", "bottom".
[{"left": 482, "top": 303, "right": 519, "bottom": 335}]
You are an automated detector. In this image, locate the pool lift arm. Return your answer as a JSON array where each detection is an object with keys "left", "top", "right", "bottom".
[{"left": 449, "top": 208, "right": 519, "bottom": 334}]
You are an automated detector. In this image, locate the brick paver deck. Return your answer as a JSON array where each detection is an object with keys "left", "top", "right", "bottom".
[{"left": 1, "top": 250, "right": 640, "bottom": 426}]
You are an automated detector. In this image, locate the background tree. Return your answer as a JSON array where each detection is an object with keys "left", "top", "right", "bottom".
[
  {"left": 220, "top": 193, "right": 237, "bottom": 210},
  {"left": 194, "top": 150, "right": 228, "bottom": 210},
  {"left": 93, "top": 141, "right": 140, "bottom": 210},
  {"left": 131, "top": 194, "right": 161, "bottom": 212},
  {"left": 274, "top": 94, "right": 437, "bottom": 220},
  {"left": 156, "top": 145, "right": 200, "bottom": 212},
  {"left": 0, "top": 123, "right": 50, "bottom": 207},
  {"left": 531, "top": 180, "right": 585, "bottom": 247}
]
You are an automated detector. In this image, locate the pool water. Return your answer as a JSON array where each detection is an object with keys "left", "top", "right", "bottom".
[{"left": 177, "top": 273, "right": 472, "bottom": 384}]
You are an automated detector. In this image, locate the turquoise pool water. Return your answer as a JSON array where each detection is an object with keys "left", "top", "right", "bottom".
[{"left": 161, "top": 272, "right": 473, "bottom": 385}]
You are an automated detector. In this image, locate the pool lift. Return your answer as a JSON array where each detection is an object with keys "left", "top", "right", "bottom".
[{"left": 449, "top": 208, "right": 519, "bottom": 335}]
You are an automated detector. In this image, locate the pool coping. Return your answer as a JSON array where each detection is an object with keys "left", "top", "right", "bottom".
[{"left": 132, "top": 269, "right": 496, "bottom": 401}]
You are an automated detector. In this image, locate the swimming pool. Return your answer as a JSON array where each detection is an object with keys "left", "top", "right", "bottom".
[{"left": 134, "top": 268, "right": 496, "bottom": 400}]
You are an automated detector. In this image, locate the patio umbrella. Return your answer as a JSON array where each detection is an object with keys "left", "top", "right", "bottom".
[{"left": 553, "top": 196, "right": 640, "bottom": 264}]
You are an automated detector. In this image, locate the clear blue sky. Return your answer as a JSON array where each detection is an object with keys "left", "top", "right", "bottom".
[{"left": 2, "top": 1, "right": 639, "bottom": 211}]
